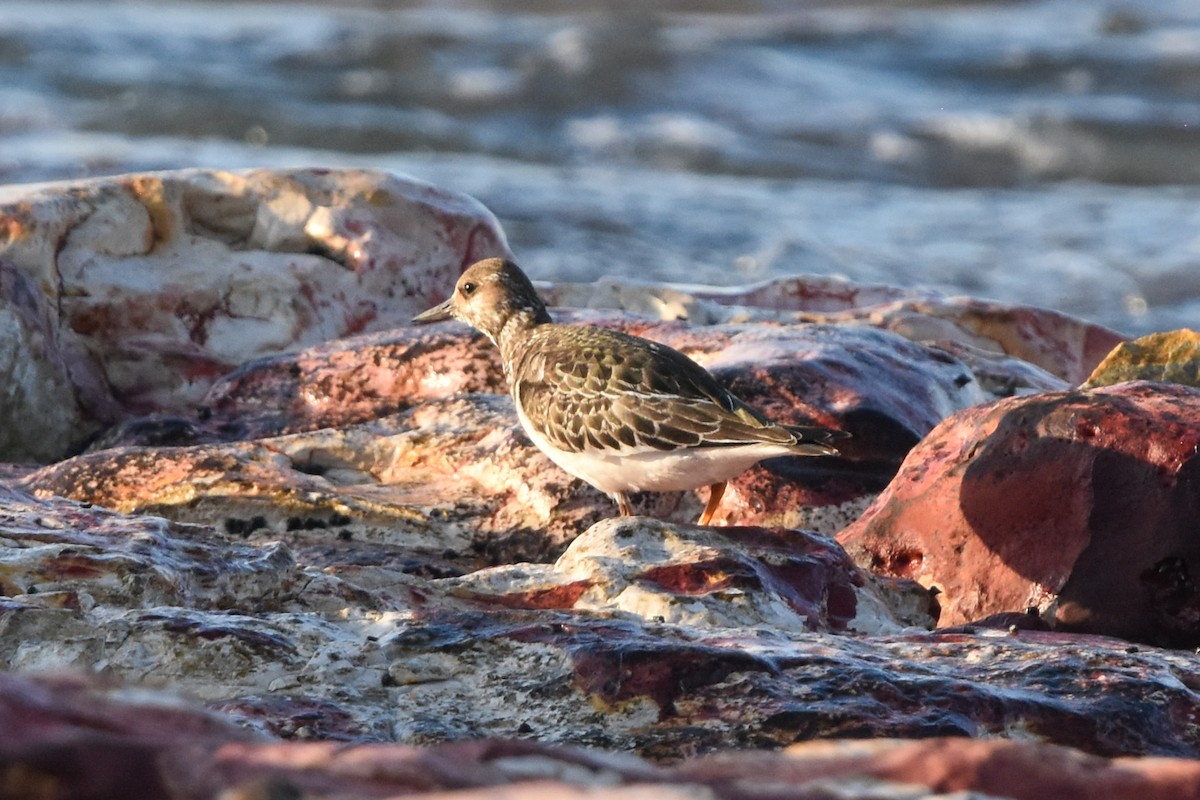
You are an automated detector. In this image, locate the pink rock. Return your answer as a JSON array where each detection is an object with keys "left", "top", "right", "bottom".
[
  {"left": 197, "top": 325, "right": 505, "bottom": 440},
  {"left": 0, "top": 168, "right": 510, "bottom": 460},
  {"left": 0, "top": 671, "right": 257, "bottom": 800},
  {"left": 839, "top": 381, "right": 1200, "bottom": 645},
  {"left": 196, "top": 314, "right": 987, "bottom": 461},
  {"left": 0, "top": 670, "right": 257, "bottom": 745}
]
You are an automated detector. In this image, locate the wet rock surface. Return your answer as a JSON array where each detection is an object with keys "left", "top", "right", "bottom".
[{"left": 5, "top": 169, "right": 1200, "bottom": 797}]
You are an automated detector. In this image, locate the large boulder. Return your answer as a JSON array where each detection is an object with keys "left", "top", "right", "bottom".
[
  {"left": 839, "top": 381, "right": 1200, "bottom": 646},
  {"left": 0, "top": 168, "right": 510, "bottom": 461}
]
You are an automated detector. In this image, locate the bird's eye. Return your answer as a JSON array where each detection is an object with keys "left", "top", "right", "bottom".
[{"left": 461, "top": 282, "right": 476, "bottom": 296}]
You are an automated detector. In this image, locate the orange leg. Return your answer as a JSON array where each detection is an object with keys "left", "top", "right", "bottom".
[
  {"left": 696, "top": 481, "right": 726, "bottom": 526},
  {"left": 614, "top": 492, "right": 633, "bottom": 516}
]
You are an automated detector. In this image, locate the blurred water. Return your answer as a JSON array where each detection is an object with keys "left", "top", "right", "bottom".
[{"left": 1, "top": 0, "right": 1199, "bottom": 334}]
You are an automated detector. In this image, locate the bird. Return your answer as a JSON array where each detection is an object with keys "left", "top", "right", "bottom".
[{"left": 412, "top": 257, "right": 843, "bottom": 525}]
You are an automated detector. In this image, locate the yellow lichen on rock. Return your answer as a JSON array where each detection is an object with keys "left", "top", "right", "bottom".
[{"left": 1082, "top": 329, "right": 1200, "bottom": 388}]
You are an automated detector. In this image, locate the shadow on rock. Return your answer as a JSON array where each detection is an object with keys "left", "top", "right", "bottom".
[{"left": 841, "top": 381, "right": 1200, "bottom": 648}]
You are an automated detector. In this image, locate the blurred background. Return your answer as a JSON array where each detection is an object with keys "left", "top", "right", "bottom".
[{"left": 1, "top": 0, "right": 1197, "bottom": 335}]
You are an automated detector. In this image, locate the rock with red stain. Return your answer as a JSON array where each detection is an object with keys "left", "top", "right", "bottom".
[
  {"left": 192, "top": 314, "right": 993, "bottom": 460},
  {"left": 838, "top": 380, "right": 1200, "bottom": 646},
  {"left": 196, "top": 324, "right": 505, "bottom": 441},
  {"left": 440, "top": 517, "right": 931, "bottom": 635},
  {"left": 378, "top": 618, "right": 1200, "bottom": 759},
  {"left": 0, "top": 168, "right": 510, "bottom": 461},
  {"left": 0, "top": 671, "right": 259, "bottom": 800},
  {"left": 0, "top": 483, "right": 293, "bottom": 609},
  {"left": 7, "top": 673, "right": 1200, "bottom": 800}
]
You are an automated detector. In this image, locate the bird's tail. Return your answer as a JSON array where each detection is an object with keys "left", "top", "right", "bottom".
[{"left": 786, "top": 425, "right": 848, "bottom": 456}]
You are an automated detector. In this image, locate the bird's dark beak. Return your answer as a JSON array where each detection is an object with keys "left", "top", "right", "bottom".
[{"left": 412, "top": 297, "right": 454, "bottom": 324}]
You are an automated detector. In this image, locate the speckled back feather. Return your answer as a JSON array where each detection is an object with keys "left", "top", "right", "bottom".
[{"left": 509, "top": 323, "right": 838, "bottom": 456}]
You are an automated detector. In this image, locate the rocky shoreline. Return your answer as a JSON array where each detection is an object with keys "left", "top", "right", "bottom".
[{"left": 2, "top": 168, "right": 1199, "bottom": 799}]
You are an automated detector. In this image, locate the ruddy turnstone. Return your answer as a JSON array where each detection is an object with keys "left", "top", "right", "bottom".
[{"left": 413, "top": 258, "right": 842, "bottom": 524}]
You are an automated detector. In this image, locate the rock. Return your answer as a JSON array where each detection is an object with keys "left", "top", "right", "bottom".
[
  {"left": 541, "top": 275, "right": 1123, "bottom": 385},
  {"left": 5, "top": 671, "right": 1200, "bottom": 800},
  {"left": 378, "top": 610, "right": 1200, "bottom": 758},
  {"left": 0, "top": 168, "right": 510, "bottom": 461},
  {"left": 838, "top": 381, "right": 1200, "bottom": 646},
  {"left": 0, "top": 483, "right": 294, "bottom": 610},
  {"left": 82, "top": 312, "right": 1003, "bottom": 534},
  {"left": 6, "top": 481, "right": 1200, "bottom": 761},
  {"left": 1083, "top": 328, "right": 1200, "bottom": 388},
  {"left": 197, "top": 313, "right": 989, "bottom": 460},
  {"left": 632, "top": 320, "right": 988, "bottom": 464},
  {"left": 0, "top": 671, "right": 259, "bottom": 800},
  {"left": 439, "top": 517, "right": 930, "bottom": 636},
  {"left": 4, "top": 166, "right": 1190, "bottom": 780},
  {"left": 674, "top": 737, "right": 1200, "bottom": 800},
  {"left": 22, "top": 396, "right": 608, "bottom": 568},
  {"left": 850, "top": 296, "right": 1122, "bottom": 388}
]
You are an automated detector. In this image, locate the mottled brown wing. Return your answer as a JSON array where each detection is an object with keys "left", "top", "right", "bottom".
[{"left": 512, "top": 324, "right": 807, "bottom": 454}]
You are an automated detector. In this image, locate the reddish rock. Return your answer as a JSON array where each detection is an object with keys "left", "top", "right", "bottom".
[
  {"left": 378, "top": 610, "right": 1200, "bottom": 759},
  {"left": 849, "top": 296, "right": 1123, "bottom": 387},
  {"left": 0, "top": 483, "right": 294, "bottom": 608},
  {"left": 839, "top": 381, "right": 1200, "bottom": 646},
  {"left": 674, "top": 737, "right": 1200, "bottom": 800},
  {"left": 22, "top": 396, "right": 609, "bottom": 568},
  {"left": 195, "top": 326, "right": 506, "bottom": 440},
  {"left": 0, "top": 670, "right": 258, "bottom": 746},
  {"left": 4, "top": 671, "right": 1200, "bottom": 800},
  {"left": 642, "top": 321, "right": 986, "bottom": 465},
  {"left": 193, "top": 315, "right": 988, "bottom": 463}
]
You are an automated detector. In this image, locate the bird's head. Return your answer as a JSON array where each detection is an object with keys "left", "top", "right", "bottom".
[{"left": 412, "top": 258, "right": 552, "bottom": 344}]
